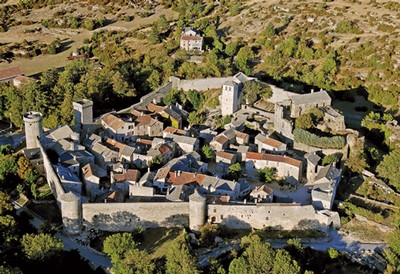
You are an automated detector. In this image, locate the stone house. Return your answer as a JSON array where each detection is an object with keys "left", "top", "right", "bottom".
[
  {"left": 164, "top": 133, "right": 199, "bottom": 154},
  {"left": 147, "top": 143, "right": 175, "bottom": 165},
  {"left": 163, "top": 126, "right": 187, "bottom": 138},
  {"left": 289, "top": 90, "right": 331, "bottom": 118},
  {"left": 180, "top": 27, "right": 203, "bottom": 52},
  {"left": 210, "top": 129, "right": 249, "bottom": 151},
  {"left": 319, "top": 106, "right": 346, "bottom": 132},
  {"left": 82, "top": 163, "right": 108, "bottom": 202},
  {"left": 111, "top": 169, "right": 141, "bottom": 194},
  {"left": 216, "top": 151, "right": 237, "bottom": 165},
  {"left": 311, "top": 164, "right": 342, "bottom": 210},
  {"left": 210, "top": 135, "right": 229, "bottom": 151},
  {"left": 244, "top": 152, "right": 303, "bottom": 185},
  {"left": 101, "top": 113, "right": 163, "bottom": 142},
  {"left": 250, "top": 184, "right": 274, "bottom": 203},
  {"left": 255, "top": 134, "right": 287, "bottom": 154},
  {"left": 90, "top": 142, "right": 119, "bottom": 169},
  {"left": 220, "top": 80, "right": 241, "bottom": 116},
  {"left": 305, "top": 152, "right": 320, "bottom": 183}
]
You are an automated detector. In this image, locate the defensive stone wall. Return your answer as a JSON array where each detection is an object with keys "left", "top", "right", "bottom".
[
  {"left": 38, "top": 139, "right": 65, "bottom": 205},
  {"left": 207, "top": 203, "right": 323, "bottom": 230},
  {"left": 171, "top": 76, "right": 234, "bottom": 91},
  {"left": 293, "top": 142, "right": 349, "bottom": 160},
  {"left": 82, "top": 202, "right": 190, "bottom": 231}
]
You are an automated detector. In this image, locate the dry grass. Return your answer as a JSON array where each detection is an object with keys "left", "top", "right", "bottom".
[{"left": 342, "top": 218, "right": 389, "bottom": 243}]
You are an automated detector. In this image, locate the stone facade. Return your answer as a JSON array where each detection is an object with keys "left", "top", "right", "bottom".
[
  {"left": 220, "top": 81, "right": 240, "bottom": 116},
  {"left": 73, "top": 99, "right": 93, "bottom": 126}
]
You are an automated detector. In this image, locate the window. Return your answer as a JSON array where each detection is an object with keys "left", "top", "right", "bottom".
[
  {"left": 266, "top": 217, "right": 269, "bottom": 220},
  {"left": 213, "top": 208, "right": 217, "bottom": 213},
  {"left": 220, "top": 215, "right": 224, "bottom": 220}
]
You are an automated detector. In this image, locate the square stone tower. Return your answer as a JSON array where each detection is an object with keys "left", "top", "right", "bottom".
[
  {"left": 221, "top": 81, "right": 240, "bottom": 116},
  {"left": 73, "top": 99, "right": 93, "bottom": 126}
]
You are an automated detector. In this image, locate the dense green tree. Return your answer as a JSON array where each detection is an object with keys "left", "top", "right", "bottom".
[
  {"left": 321, "top": 154, "right": 340, "bottom": 166},
  {"left": 295, "top": 114, "right": 314, "bottom": 129},
  {"left": 201, "top": 145, "right": 215, "bottom": 161},
  {"left": 199, "top": 223, "right": 217, "bottom": 247},
  {"left": 103, "top": 233, "right": 137, "bottom": 263},
  {"left": 17, "top": 156, "right": 32, "bottom": 180},
  {"left": 187, "top": 111, "right": 204, "bottom": 126},
  {"left": 377, "top": 149, "right": 400, "bottom": 191},
  {"left": 241, "top": 234, "right": 275, "bottom": 274},
  {"left": 261, "top": 23, "right": 276, "bottom": 38},
  {"left": 113, "top": 248, "right": 155, "bottom": 274},
  {"left": 258, "top": 167, "right": 276, "bottom": 183},
  {"left": 228, "top": 163, "right": 242, "bottom": 177},
  {"left": 0, "top": 155, "right": 17, "bottom": 182},
  {"left": 187, "top": 90, "right": 205, "bottom": 111},
  {"left": 147, "top": 70, "right": 161, "bottom": 91},
  {"left": 228, "top": 257, "right": 248, "bottom": 274},
  {"left": 166, "top": 233, "right": 199, "bottom": 274},
  {"left": 21, "top": 233, "right": 63, "bottom": 261},
  {"left": 235, "top": 46, "right": 254, "bottom": 74},
  {"left": 327, "top": 247, "right": 339, "bottom": 259},
  {"left": 273, "top": 249, "right": 301, "bottom": 274}
]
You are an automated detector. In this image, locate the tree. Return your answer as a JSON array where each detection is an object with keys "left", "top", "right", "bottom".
[
  {"left": 187, "top": 90, "right": 205, "bottom": 111},
  {"left": 17, "top": 156, "right": 32, "bottom": 180},
  {"left": 0, "top": 155, "right": 17, "bottom": 182},
  {"left": 199, "top": 223, "right": 217, "bottom": 247},
  {"left": 261, "top": 23, "right": 275, "bottom": 38},
  {"left": 103, "top": 233, "right": 137, "bottom": 263},
  {"left": 387, "top": 229, "right": 400, "bottom": 256},
  {"left": 166, "top": 233, "right": 199, "bottom": 274},
  {"left": 21, "top": 233, "right": 63, "bottom": 261},
  {"left": 202, "top": 145, "right": 215, "bottom": 161},
  {"left": 147, "top": 70, "right": 161, "bottom": 91},
  {"left": 0, "top": 192, "right": 13, "bottom": 215},
  {"left": 187, "top": 111, "right": 204, "bottom": 126},
  {"left": 228, "top": 163, "right": 242, "bottom": 177},
  {"left": 241, "top": 234, "right": 275, "bottom": 274},
  {"left": 228, "top": 257, "right": 248, "bottom": 274},
  {"left": 273, "top": 249, "right": 301, "bottom": 274},
  {"left": 327, "top": 247, "right": 339, "bottom": 259},
  {"left": 321, "top": 154, "right": 340, "bottom": 166},
  {"left": 258, "top": 167, "right": 276, "bottom": 183},
  {"left": 113, "top": 248, "right": 155, "bottom": 274},
  {"left": 377, "top": 149, "right": 400, "bottom": 191},
  {"left": 235, "top": 46, "right": 254, "bottom": 74},
  {"left": 295, "top": 114, "right": 314, "bottom": 129}
]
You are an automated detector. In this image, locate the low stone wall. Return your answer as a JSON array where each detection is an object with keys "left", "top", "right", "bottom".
[{"left": 82, "top": 202, "right": 190, "bottom": 231}]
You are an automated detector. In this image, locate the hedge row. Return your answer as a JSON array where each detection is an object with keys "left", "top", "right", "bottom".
[{"left": 293, "top": 128, "right": 346, "bottom": 149}]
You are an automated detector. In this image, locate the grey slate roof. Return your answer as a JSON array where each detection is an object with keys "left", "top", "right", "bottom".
[
  {"left": 49, "top": 125, "right": 73, "bottom": 141},
  {"left": 223, "top": 80, "right": 237, "bottom": 87},
  {"left": 290, "top": 90, "right": 331, "bottom": 106},
  {"left": 305, "top": 152, "right": 321, "bottom": 166}
]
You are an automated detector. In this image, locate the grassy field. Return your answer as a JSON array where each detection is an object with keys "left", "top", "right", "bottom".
[{"left": 342, "top": 218, "right": 389, "bottom": 243}]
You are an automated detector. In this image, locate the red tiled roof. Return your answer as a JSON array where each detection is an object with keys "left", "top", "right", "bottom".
[
  {"left": 164, "top": 126, "right": 187, "bottom": 136},
  {"left": 135, "top": 115, "right": 157, "bottom": 127},
  {"left": 245, "top": 152, "right": 302, "bottom": 167},
  {"left": 113, "top": 169, "right": 140, "bottom": 182},
  {"left": 136, "top": 138, "right": 152, "bottom": 145},
  {"left": 159, "top": 144, "right": 171, "bottom": 156},
  {"left": 181, "top": 35, "right": 202, "bottom": 41},
  {"left": 262, "top": 138, "right": 284, "bottom": 148},
  {"left": 101, "top": 113, "right": 125, "bottom": 131},
  {"left": 251, "top": 184, "right": 273, "bottom": 195},
  {"left": 166, "top": 171, "right": 206, "bottom": 186},
  {"left": 216, "top": 151, "right": 235, "bottom": 161},
  {"left": 213, "top": 135, "right": 229, "bottom": 145},
  {"left": 147, "top": 103, "right": 165, "bottom": 113},
  {"left": 105, "top": 138, "right": 125, "bottom": 151},
  {"left": 0, "top": 66, "right": 22, "bottom": 81},
  {"left": 235, "top": 131, "right": 249, "bottom": 139}
]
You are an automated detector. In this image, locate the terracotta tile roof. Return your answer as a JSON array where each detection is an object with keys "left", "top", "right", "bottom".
[
  {"left": 251, "top": 184, "right": 273, "bottom": 195},
  {"left": 164, "top": 126, "right": 187, "bottom": 136},
  {"left": 166, "top": 171, "right": 206, "bottom": 186},
  {"left": 159, "top": 144, "right": 171, "bottom": 156},
  {"left": 235, "top": 131, "right": 249, "bottom": 139},
  {"left": 113, "top": 169, "right": 140, "bottom": 182},
  {"left": 136, "top": 138, "right": 153, "bottom": 145},
  {"left": 147, "top": 103, "right": 165, "bottom": 113},
  {"left": 82, "top": 163, "right": 93, "bottom": 178},
  {"left": 101, "top": 113, "right": 124, "bottom": 131},
  {"left": 135, "top": 115, "right": 157, "bottom": 127},
  {"left": 213, "top": 135, "right": 229, "bottom": 145},
  {"left": 181, "top": 35, "right": 202, "bottom": 41},
  {"left": 262, "top": 138, "right": 284, "bottom": 148},
  {"left": 0, "top": 66, "right": 22, "bottom": 81},
  {"left": 107, "top": 190, "right": 125, "bottom": 202},
  {"left": 216, "top": 151, "right": 235, "bottom": 161},
  {"left": 105, "top": 138, "right": 125, "bottom": 151},
  {"left": 245, "top": 152, "right": 302, "bottom": 167}
]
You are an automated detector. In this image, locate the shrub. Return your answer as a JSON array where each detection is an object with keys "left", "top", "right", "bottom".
[{"left": 293, "top": 128, "right": 346, "bottom": 149}]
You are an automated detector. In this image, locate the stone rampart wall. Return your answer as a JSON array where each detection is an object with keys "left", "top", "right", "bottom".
[
  {"left": 207, "top": 203, "right": 319, "bottom": 230},
  {"left": 82, "top": 202, "right": 190, "bottom": 231},
  {"left": 172, "top": 76, "right": 234, "bottom": 91},
  {"left": 38, "top": 139, "right": 65, "bottom": 205}
]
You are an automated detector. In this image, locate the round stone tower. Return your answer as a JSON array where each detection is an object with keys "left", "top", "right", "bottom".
[
  {"left": 189, "top": 189, "right": 207, "bottom": 231},
  {"left": 60, "top": 192, "right": 82, "bottom": 234},
  {"left": 23, "top": 111, "right": 43, "bottom": 149}
]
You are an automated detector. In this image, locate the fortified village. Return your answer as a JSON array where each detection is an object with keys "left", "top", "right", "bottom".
[{"left": 21, "top": 70, "right": 352, "bottom": 235}]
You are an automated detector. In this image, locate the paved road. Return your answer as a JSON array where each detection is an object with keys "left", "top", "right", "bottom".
[{"left": 13, "top": 202, "right": 112, "bottom": 269}]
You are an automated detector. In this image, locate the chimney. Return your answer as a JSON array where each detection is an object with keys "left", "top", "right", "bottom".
[
  {"left": 147, "top": 167, "right": 150, "bottom": 173},
  {"left": 178, "top": 170, "right": 182, "bottom": 176},
  {"left": 175, "top": 170, "right": 178, "bottom": 176},
  {"left": 311, "top": 89, "right": 314, "bottom": 93}
]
